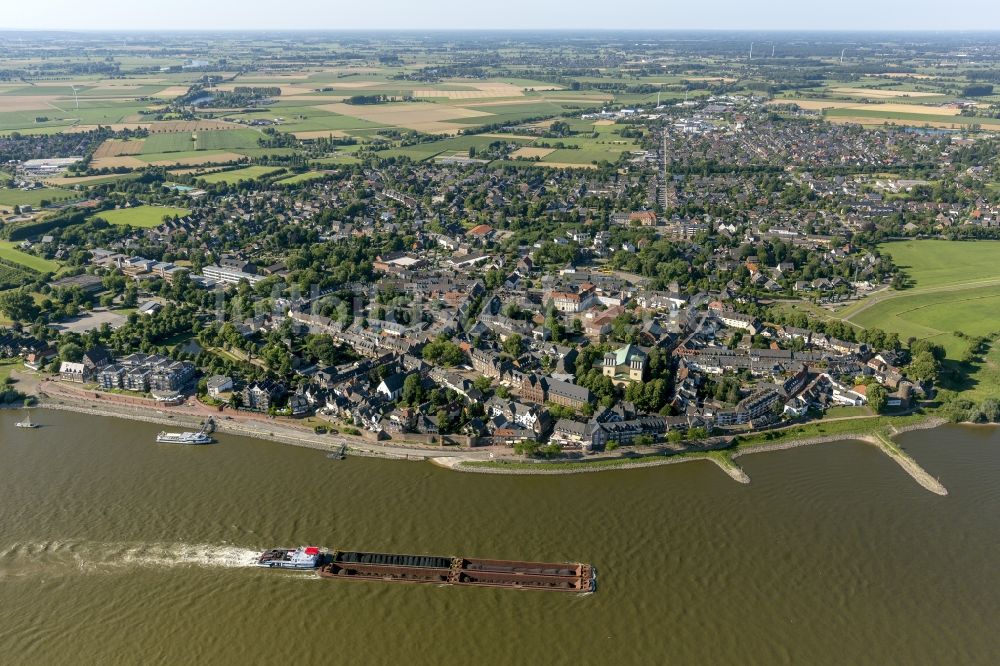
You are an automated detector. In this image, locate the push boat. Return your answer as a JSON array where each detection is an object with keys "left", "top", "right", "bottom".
[
  {"left": 155, "top": 430, "right": 213, "bottom": 445},
  {"left": 256, "top": 546, "right": 595, "bottom": 593},
  {"left": 257, "top": 546, "right": 322, "bottom": 569}
]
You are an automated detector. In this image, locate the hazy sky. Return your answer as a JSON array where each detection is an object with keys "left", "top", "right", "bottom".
[{"left": 3, "top": 0, "right": 999, "bottom": 31}]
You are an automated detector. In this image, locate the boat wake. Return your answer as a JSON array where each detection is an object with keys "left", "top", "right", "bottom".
[{"left": 0, "top": 540, "right": 261, "bottom": 578}]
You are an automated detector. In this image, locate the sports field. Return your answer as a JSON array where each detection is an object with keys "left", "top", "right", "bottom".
[{"left": 91, "top": 205, "right": 191, "bottom": 228}]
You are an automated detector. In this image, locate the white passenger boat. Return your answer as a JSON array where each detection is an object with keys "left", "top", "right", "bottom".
[{"left": 155, "top": 430, "right": 213, "bottom": 445}]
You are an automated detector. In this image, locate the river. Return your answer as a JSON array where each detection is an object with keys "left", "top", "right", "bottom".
[{"left": 1, "top": 410, "right": 998, "bottom": 665}]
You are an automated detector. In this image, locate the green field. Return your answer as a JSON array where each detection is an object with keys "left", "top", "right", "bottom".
[
  {"left": 876, "top": 240, "right": 1000, "bottom": 289},
  {"left": 140, "top": 129, "right": 262, "bottom": 155},
  {"left": 823, "top": 108, "right": 1000, "bottom": 127},
  {"left": 141, "top": 132, "right": 197, "bottom": 153},
  {"left": 0, "top": 241, "right": 60, "bottom": 273},
  {"left": 842, "top": 241, "right": 1000, "bottom": 359},
  {"left": 273, "top": 171, "right": 328, "bottom": 185},
  {"left": 197, "top": 166, "right": 284, "bottom": 184},
  {"left": 0, "top": 187, "right": 75, "bottom": 208},
  {"left": 0, "top": 102, "right": 148, "bottom": 133},
  {"left": 90, "top": 205, "right": 191, "bottom": 228},
  {"left": 194, "top": 129, "right": 262, "bottom": 151},
  {"left": 137, "top": 150, "right": 245, "bottom": 165}
]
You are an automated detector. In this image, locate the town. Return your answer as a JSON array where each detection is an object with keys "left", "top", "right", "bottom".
[{"left": 2, "top": 30, "right": 1000, "bottom": 468}]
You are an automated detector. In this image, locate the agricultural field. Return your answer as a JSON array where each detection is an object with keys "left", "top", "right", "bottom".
[
  {"left": 90, "top": 205, "right": 191, "bottom": 228},
  {"left": 140, "top": 132, "right": 198, "bottom": 154},
  {"left": 139, "top": 151, "right": 248, "bottom": 167},
  {"left": 537, "top": 136, "right": 641, "bottom": 165}
]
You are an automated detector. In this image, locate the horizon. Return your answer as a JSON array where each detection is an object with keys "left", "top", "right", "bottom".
[
  {"left": 4, "top": 0, "right": 1000, "bottom": 32},
  {"left": 4, "top": 28, "right": 1000, "bottom": 33}
]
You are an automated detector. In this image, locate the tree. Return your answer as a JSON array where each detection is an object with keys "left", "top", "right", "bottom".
[
  {"left": 867, "top": 383, "right": 888, "bottom": 413},
  {"left": 421, "top": 336, "right": 464, "bottom": 366},
  {"left": 502, "top": 333, "right": 524, "bottom": 357},
  {"left": 0, "top": 290, "right": 40, "bottom": 322},
  {"left": 907, "top": 351, "right": 940, "bottom": 384},
  {"left": 59, "top": 342, "right": 84, "bottom": 362},
  {"left": 401, "top": 373, "right": 422, "bottom": 406},
  {"left": 981, "top": 398, "right": 1000, "bottom": 423},
  {"left": 472, "top": 375, "right": 492, "bottom": 394},
  {"left": 514, "top": 440, "right": 539, "bottom": 457}
]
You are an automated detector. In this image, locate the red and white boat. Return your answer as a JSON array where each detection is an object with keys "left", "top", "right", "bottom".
[{"left": 256, "top": 546, "right": 321, "bottom": 569}]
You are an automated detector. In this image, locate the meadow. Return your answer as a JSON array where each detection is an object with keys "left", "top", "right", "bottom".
[
  {"left": 0, "top": 240, "right": 61, "bottom": 273},
  {"left": 90, "top": 205, "right": 191, "bottom": 228},
  {"left": 0, "top": 187, "right": 74, "bottom": 208},
  {"left": 842, "top": 241, "right": 1000, "bottom": 358},
  {"left": 273, "top": 171, "right": 328, "bottom": 185},
  {"left": 873, "top": 240, "right": 1000, "bottom": 289},
  {"left": 196, "top": 166, "right": 284, "bottom": 184}
]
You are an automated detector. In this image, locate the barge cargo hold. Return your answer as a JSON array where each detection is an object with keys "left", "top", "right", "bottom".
[{"left": 317, "top": 550, "right": 595, "bottom": 593}]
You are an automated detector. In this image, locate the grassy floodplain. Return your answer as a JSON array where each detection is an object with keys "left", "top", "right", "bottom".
[
  {"left": 839, "top": 241, "right": 1000, "bottom": 358},
  {"left": 90, "top": 205, "right": 191, "bottom": 228}
]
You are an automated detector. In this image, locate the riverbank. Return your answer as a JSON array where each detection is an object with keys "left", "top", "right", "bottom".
[
  {"left": 19, "top": 369, "right": 959, "bottom": 492},
  {"left": 37, "top": 398, "right": 448, "bottom": 462},
  {"left": 452, "top": 415, "right": 950, "bottom": 494},
  {"left": 434, "top": 449, "right": 750, "bottom": 482}
]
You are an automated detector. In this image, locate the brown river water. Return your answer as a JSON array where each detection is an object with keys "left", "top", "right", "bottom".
[{"left": 1, "top": 409, "right": 998, "bottom": 665}]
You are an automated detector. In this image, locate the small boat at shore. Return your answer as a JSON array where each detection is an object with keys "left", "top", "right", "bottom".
[
  {"left": 155, "top": 430, "right": 213, "bottom": 445},
  {"left": 15, "top": 412, "right": 38, "bottom": 429}
]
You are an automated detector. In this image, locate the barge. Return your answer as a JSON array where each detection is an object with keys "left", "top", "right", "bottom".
[{"left": 316, "top": 549, "right": 595, "bottom": 593}]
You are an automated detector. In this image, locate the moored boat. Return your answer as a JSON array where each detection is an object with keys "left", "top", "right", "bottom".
[{"left": 155, "top": 430, "right": 213, "bottom": 445}]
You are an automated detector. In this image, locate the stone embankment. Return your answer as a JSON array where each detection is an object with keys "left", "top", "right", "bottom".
[{"left": 871, "top": 432, "right": 948, "bottom": 496}]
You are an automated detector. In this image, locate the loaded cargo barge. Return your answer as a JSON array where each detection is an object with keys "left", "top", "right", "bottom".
[{"left": 316, "top": 550, "right": 595, "bottom": 593}]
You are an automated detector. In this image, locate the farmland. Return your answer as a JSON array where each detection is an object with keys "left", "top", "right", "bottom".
[{"left": 90, "top": 205, "right": 191, "bottom": 228}]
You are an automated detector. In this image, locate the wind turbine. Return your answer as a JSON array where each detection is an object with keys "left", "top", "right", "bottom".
[
  {"left": 71, "top": 85, "right": 79, "bottom": 109},
  {"left": 749, "top": 42, "right": 754, "bottom": 60},
  {"left": 840, "top": 48, "right": 847, "bottom": 65},
  {"left": 771, "top": 44, "right": 776, "bottom": 57}
]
